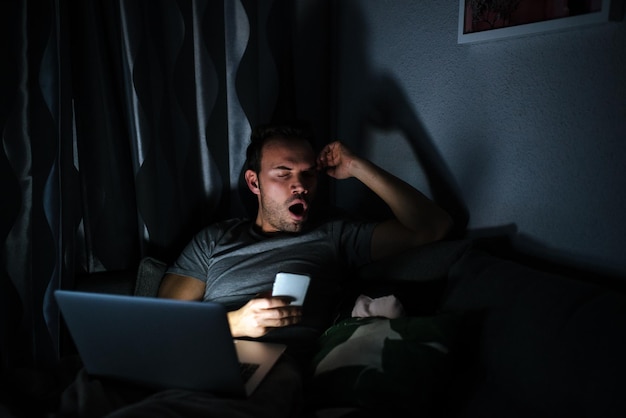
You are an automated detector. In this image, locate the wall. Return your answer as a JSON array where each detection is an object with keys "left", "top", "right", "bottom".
[{"left": 332, "top": 0, "right": 626, "bottom": 276}]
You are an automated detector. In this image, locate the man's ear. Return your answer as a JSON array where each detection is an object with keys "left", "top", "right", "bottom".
[{"left": 245, "top": 170, "right": 260, "bottom": 195}]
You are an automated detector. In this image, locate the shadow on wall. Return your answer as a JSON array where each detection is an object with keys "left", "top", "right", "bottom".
[
  {"left": 365, "top": 73, "right": 470, "bottom": 239},
  {"left": 333, "top": 1, "right": 468, "bottom": 238},
  {"left": 333, "top": 2, "right": 626, "bottom": 283}
]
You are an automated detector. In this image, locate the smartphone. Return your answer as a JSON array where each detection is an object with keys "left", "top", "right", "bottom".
[{"left": 272, "top": 272, "right": 310, "bottom": 306}]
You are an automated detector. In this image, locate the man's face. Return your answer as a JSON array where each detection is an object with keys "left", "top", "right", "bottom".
[{"left": 248, "top": 136, "right": 318, "bottom": 233}]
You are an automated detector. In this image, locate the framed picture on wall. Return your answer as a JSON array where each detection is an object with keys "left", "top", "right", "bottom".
[{"left": 458, "top": 0, "right": 617, "bottom": 44}]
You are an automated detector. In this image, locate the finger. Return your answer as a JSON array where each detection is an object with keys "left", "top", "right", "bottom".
[
  {"left": 266, "top": 296, "right": 298, "bottom": 308},
  {"left": 273, "top": 315, "right": 302, "bottom": 328},
  {"left": 267, "top": 305, "right": 302, "bottom": 318},
  {"left": 317, "top": 151, "right": 331, "bottom": 168},
  {"left": 248, "top": 296, "right": 290, "bottom": 309},
  {"left": 268, "top": 307, "right": 302, "bottom": 326},
  {"left": 263, "top": 310, "right": 302, "bottom": 328},
  {"left": 250, "top": 301, "right": 302, "bottom": 323}
]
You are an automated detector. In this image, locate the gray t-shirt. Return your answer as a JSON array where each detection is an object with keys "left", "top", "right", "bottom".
[{"left": 167, "top": 217, "right": 377, "bottom": 334}]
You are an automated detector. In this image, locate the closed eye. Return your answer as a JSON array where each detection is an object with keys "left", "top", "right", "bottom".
[
  {"left": 271, "top": 165, "right": 317, "bottom": 178},
  {"left": 275, "top": 170, "right": 291, "bottom": 178}
]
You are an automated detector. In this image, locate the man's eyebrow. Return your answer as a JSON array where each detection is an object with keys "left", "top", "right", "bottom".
[
  {"left": 271, "top": 165, "right": 292, "bottom": 170},
  {"left": 270, "top": 164, "right": 317, "bottom": 171},
  {"left": 302, "top": 164, "right": 318, "bottom": 172}
]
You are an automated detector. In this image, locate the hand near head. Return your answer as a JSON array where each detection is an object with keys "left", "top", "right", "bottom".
[
  {"left": 227, "top": 296, "right": 302, "bottom": 338},
  {"left": 317, "top": 141, "right": 358, "bottom": 180},
  {"left": 316, "top": 139, "right": 453, "bottom": 259}
]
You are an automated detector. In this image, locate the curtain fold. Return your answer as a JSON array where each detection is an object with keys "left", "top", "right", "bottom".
[
  {"left": 1, "top": 0, "right": 75, "bottom": 368},
  {"left": 1, "top": 0, "right": 332, "bottom": 369}
]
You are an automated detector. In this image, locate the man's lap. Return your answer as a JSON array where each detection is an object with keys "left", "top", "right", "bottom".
[{"left": 54, "top": 355, "right": 303, "bottom": 418}]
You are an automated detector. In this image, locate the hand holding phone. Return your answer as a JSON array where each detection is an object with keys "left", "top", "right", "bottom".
[{"left": 272, "top": 272, "right": 310, "bottom": 306}]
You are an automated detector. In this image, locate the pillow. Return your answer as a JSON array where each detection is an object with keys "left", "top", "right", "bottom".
[
  {"left": 308, "top": 313, "right": 464, "bottom": 413},
  {"left": 134, "top": 257, "right": 168, "bottom": 297},
  {"left": 356, "top": 239, "right": 473, "bottom": 283}
]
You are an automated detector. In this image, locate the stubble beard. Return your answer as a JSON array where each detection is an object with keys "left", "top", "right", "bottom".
[{"left": 259, "top": 194, "right": 306, "bottom": 233}]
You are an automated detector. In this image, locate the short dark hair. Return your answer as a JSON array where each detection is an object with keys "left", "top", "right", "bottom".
[{"left": 245, "top": 123, "right": 314, "bottom": 173}]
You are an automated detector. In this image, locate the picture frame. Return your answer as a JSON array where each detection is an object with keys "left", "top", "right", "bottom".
[{"left": 458, "top": 0, "right": 615, "bottom": 44}]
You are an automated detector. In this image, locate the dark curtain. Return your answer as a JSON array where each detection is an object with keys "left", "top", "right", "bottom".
[{"left": 1, "top": 0, "right": 332, "bottom": 369}]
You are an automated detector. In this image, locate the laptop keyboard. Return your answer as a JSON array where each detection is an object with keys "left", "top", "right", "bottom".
[{"left": 239, "top": 362, "right": 260, "bottom": 382}]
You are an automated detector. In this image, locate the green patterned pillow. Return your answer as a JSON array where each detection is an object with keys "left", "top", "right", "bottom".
[{"left": 308, "top": 314, "right": 462, "bottom": 412}]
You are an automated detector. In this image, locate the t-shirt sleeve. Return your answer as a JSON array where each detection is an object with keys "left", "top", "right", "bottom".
[
  {"left": 165, "top": 227, "right": 217, "bottom": 282},
  {"left": 336, "top": 219, "right": 378, "bottom": 268}
]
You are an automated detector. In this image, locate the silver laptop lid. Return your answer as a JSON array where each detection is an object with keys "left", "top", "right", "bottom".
[{"left": 55, "top": 290, "right": 284, "bottom": 397}]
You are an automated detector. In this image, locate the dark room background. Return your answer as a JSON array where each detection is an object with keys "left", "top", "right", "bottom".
[
  {"left": 1, "top": 0, "right": 625, "bottom": 372},
  {"left": 1, "top": 0, "right": 334, "bottom": 370}
]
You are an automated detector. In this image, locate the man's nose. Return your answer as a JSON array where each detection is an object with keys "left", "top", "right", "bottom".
[
  {"left": 291, "top": 174, "right": 311, "bottom": 194},
  {"left": 291, "top": 180, "right": 306, "bottom": 194}
]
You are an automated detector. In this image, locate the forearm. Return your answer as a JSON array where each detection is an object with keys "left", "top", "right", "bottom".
[
  {"left": 318, "top": 141, "right": 453, "bottom": 247},
  {"left": 348, "top": 157, "right": 452, "bottom": 241}
]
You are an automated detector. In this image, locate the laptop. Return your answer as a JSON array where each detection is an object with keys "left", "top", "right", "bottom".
[{"left": 55, "top": 290, "right": 286, "bottom": 397}]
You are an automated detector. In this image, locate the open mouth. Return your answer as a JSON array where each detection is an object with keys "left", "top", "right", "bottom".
[{"left": 289, "top": 203, "right": 306, "bottom": 216}]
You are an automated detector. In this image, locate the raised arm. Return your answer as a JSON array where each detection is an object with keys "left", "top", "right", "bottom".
[{"left": 317, "top": 141, "right": 453, "bottom": 260}]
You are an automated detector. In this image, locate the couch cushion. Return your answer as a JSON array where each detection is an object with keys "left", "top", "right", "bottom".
[
  {"left": 357, "top": 239, "right": 473, "bottom": 282},
  {"left": 442, "top": 249, "right": 626, "bottom": 418},
  {"left": 134, "top": 257, "right": 168, "bottom": 297}
]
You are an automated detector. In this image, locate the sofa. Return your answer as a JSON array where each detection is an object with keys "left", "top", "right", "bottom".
[
  {"left": 2, "top": 237, "right": 626, "bottom": 418},
  {"left": 307, "top": 238, "right": 626, "bottom": 418}
]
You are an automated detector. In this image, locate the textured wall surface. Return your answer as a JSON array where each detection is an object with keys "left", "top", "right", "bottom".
[{"left": 334, "top": 0, "right": 626, "bottom": 275}]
